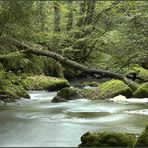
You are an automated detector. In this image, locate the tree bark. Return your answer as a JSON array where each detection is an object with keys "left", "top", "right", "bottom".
[
  {"left": 9, "top": 37, "right": 139, "bottom": 88},
  {"left": 84, "top": 0, "right": 96, "bottom": 25},
  {"left": 53, "top": 1, "right": 61, "bottom": 32},
  {"left": 66, "top": 1, "right": 73, "bottom": 31}
]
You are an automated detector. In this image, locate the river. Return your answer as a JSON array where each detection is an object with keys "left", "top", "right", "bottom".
[{"left": 0, "top": 90, "right": 147, "bottom": 147}]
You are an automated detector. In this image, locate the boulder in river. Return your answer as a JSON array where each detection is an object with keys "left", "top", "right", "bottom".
[
  {"left": 78, "top": 131, "right": 137, "bottom": 147},
  {"left": 57, "top": 87, "right": 82, "bottom": 100},
  {"left": 20, "top": 75, "right": 70, "bottom": 91},
  {"left": 51, "top": 96, "right": 67, "bottom": 103},
  {"left": 80, "top": 79, "right": 133, "bottom": 100},
  {"left": 134, "top": 123, "right": 148, "bottom": 147},
  {"left": 133, "top": 83, "right": 148, "bottom": 98}
]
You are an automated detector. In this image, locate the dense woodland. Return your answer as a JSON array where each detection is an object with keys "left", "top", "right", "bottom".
[
  {"left": 0, "top": 1, "right": 148, "bottom": 147},
  {"left": 0, "top": 1, "right": 147, "bottom": 75}
]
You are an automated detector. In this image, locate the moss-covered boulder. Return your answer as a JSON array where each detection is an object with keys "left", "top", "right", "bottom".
[
  {"left": 0, "top": 73, "right": 30, "bottom": 101},
  {"left": 79, "top": 131, "right": 137, "bottom": 147},
  {"left": 57, "top": 87, "right": 82, "bottom": 100},
  {"left": 21, "top": 75, "right": 69, "bottom": 91},
  {"left": 83, "top": 79, "right": 133, "bottom": 100},
  {"left": 126, "top": 65, "right": 148, "bottom": 83},
  {"left": 133, "top": 83, "right": 148, "bottom": 98},
  {"left": 134, "top": 123, "right": 148, "bottom": 147},
  {"left": 0, "top": 85, "right": 30, "bottom": 100}
]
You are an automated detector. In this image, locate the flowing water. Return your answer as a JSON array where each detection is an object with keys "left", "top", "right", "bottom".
[{"left": 0, "top": 90, "right": 147, "bottom": 147}]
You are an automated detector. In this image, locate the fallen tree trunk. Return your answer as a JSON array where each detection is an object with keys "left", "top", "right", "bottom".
[{"left": 9, "top": 37, "right": 139, "bottom": 88}]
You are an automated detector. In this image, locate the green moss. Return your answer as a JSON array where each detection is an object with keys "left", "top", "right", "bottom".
[
  {"left": 78, "top": 89, "right": 95, "bottom": 99},
  {"left": 21, "top": 75, "right": 69, "bottom": 91},
  {"left": 79, "top": 131, "right": 137, "bottom": 147},
  {"left": 0, "top": 70, "right": 30, "bottom": 100},
  {"left": 133, "top": 83, "right": 148, "bottom": 98},
  {"left": 91, "top": 80, "right": 133, "bottom": 100},
  {"left": 5, "top": 72, "right": 22, "bottom": 85},
  {"left": 1, "top": 85, "right": 30, "bottom": 99},
  {"left": 133, "top": 66, "right": 148, "bottom": 82},
  {"left": 57, "top": 87, "right": 81, "bottom": 100},
  {"left": 135, "top": 123, "right": 148, "bottom": 147},
  {"left": 125, "top": 65, "right": 148, "bottom": 83}
]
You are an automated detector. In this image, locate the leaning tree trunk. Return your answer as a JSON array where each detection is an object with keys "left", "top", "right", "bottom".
[{"left": 9, "top": 37, "right": 139, "bottom": 89}]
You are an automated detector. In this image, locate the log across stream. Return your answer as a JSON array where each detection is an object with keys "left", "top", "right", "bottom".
[{"left": 0, "top": 90, "right": 147, "bottom": 147}]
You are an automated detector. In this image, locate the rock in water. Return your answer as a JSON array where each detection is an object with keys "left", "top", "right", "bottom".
[
  {"left": 78, "top": 131, "right": 137, "bottom": 147},
  {"left": 51, "top": 96, "right": 67, "bottom": 103},
  {"left": 134, "top": 123, "right": 148, "bottom": 147},
  {"left": 57, "top": 87, "right": 82, "bottom": 100}
]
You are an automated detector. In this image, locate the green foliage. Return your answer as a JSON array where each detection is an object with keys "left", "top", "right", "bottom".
[{"left": 0, "top": 1, "right": 147, "bottom": 79}]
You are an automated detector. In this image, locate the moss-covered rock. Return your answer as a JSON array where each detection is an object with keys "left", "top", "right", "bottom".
[
  {"left": 21, "top": 75, "right": 69, "bottom": 91},
  {"left": 0, "top": 85, "right": 30, "bottom": 100},
  {"left": 126, "top": 65, "right": 148, "bottom": 83},
  {"left": 0, "top": 69, "right": 30, "bottom": 101},
  {"left": 133, "top": 83, "right": 148, "bottom": 98},
  {"left": 0, "top": 78, "right": 30, "bottom": 101},
  {"left": 57, "top": 87, "right": 81, "bottom": 100},
  {"left": 134, "top": 123, "right": 148, "bottom": 147},
  {"left": 84, "top": 79, "right": 133, "bottom": 100},
  {"left": 79, "top": 131, "right": 137, "bottom": 147},
  {"left": 78, "top": 89, "right": 95, "bottom": 99}
]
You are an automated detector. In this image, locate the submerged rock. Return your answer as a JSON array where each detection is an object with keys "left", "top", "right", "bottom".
[
  {"left": 134, "top": 123, "right": 148, "bottom": 147},
  {"left": 20, "top": 75, "right": 69, "bottom": 91},
  {"left": 57, "top": 87, "right": 82, "bottom": 100},
  {"left": 78, "top": 131, "right": 137, "bottom": 147},
  {"left": 51, "top": 96, "right": 67, "bottom": 103},
  {"left": 133, "top": 83, "right": 148, "bottom": 98}
]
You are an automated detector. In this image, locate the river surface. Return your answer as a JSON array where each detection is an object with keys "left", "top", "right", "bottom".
[{"left": 0, "top": 90, "right": 147, "bottom": 147}]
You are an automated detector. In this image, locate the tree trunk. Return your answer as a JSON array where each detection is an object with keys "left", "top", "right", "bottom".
[
  {"left": 9, "top": 37, "right": 139, "bottom": 88},
  {"left": 84, "top": 0, "right": 96, "bottom": 25},
  {"left": 66, "top": 1, "right": 73, "bottom": 31},
  {"left": 76, "top": 1, "right": 86, "bottom": 27},
  {"left": 53, "top": 1, "right": 61, "bottom": 32}
]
